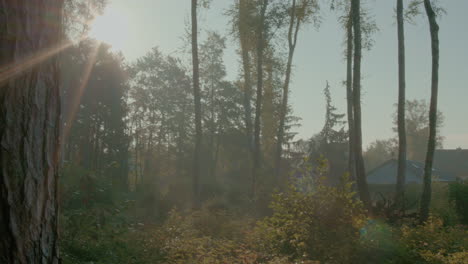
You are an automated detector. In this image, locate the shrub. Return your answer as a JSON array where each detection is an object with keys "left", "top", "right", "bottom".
[
  {"left": 356, "top": 220, "right": 406, "bottom": 264},
  {"left": 250, "top": 173, "right": 367, "bottom": 263},
  {"left": 448, "top": 181, "right": 468, "bottom": 224},
  {"left": 430, "top": 183, "right": 459, "bottom": 226},
  {"left": 60, "top": 209, "right": 164, "bottom": 264},
  {"left": 191, "top": 200, "right": 254, "bottom": 241},
  {"left": 399, "top": 217, "right": 468, "bottom": 264},
  {"left": 157, "top": 207, "right": 257, "bottom": 264}
]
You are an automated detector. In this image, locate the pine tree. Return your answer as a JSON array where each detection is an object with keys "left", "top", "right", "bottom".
[{"left": 0, "top": 1, "right": 63, "bottom": 262}]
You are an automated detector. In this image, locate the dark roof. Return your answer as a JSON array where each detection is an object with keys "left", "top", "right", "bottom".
[
  {"left": 367, "top": 159, "right": 456, "bottom": 184},
  {"left": 434, "top": 149, "right": 468, "bottom": 178}
]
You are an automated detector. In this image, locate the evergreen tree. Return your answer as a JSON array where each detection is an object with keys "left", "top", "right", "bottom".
[{"left": 308, "top": 82, "right": 348, "bottom": 184}]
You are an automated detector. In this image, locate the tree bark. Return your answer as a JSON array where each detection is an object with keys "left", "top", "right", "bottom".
[
  {"left": 238, "top": 0, "right": 254, "bottom": 152},
  {"left": 209, "top": 81, "right": 216, "bottom": 181},
  {"left": 212, "top": 127, "right": 221, "bottom": 182},
  {"left": 191, "top": 0, "right": 202, "bottom": 208},
  {"left": 395, "top": 0, "right": 407, "bottom": 211},
  {"left": 275, "top": 0, "right": 300, "bottom": 184},
  {"left": 0, "top": 1, "right": 64, "bottom": 263},
  {"left": 345, "top": 10, "right": 356, "bottom": 183},
  {"left": 420, "top": 0, "right": 440, "bottom": 223},
  {"left": 351, "top": 0, "right": 372, "bottom": 209},
  {"left": 252, "top": 0, "right": 268, "bottom": 199}
]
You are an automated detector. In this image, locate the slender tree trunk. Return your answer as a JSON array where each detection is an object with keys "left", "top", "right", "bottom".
[
  {"left": 275, "top": 0, "right": 300, "bottom": 184},
  {"left": 135, "top": 118, "right": 142, "bottom": 190},
  {"left": 134, "top": 125, "right": 138, "bottom": 187},
  {"left": 0, "top": 1, "right": 63, "bottom": 263},
  {"left": 345, "top": 12, "right": 356, "bottom": 182},
  {"left": 252, "top": 0, "right": 268, "bottom": 199},
  {"left": 420, "top": 0, "right": 440, "bottom": 223},
  {"left": 209, "top": 82, "right": 216, "bottom": 181},
  {"left": 93, "top": 118, "right": 102, "bottom": 171},
  {"left": 351, "top": 0, "right": 372, "bottom": 209},
  {"left": 212, "top": 128, "right": 222, "bottom": 182},
  {"left": 395, "top": 0, "right": 407, "bottom": 211},
  {"left": 138, "top": 118, "right": 144, "bottom": 186},
  {"left": 191, "top": 0, "right": 202, "bottom": 208},
  {"left": 176, "top": 102, "right": 188, "bottom": 179},
  {"left": 262, "top": 58, "right": 275, "bottom": 166},
  {"left": 144, "top": 127, "right": 154, "bottom": 182},
  {"left": 239, "top": 0, "right": 254, "bottom": 151}
]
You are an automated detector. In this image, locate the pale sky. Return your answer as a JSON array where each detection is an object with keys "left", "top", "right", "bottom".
[{"left": 92, "top": 0, "right": 468, "bottom": 149}]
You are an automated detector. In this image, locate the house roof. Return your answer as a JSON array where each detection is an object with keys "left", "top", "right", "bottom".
[
  {"left": 434, "top": 149, "right": 468, "bottom": 178},
  {"left": 367, "top": 158, "right": 456, "bottom": 184}
]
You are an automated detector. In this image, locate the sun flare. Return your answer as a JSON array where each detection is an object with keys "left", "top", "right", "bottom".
[{"left": 88, "top": 5, "right": 131, "bottom": 51}]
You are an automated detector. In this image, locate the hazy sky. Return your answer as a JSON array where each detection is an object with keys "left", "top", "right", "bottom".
[{"left": 94, "top": 0, "right": 468, "bottom": 149}]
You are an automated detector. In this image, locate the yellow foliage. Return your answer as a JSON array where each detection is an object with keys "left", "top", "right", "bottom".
[
  {"left": 400, "top": 217, "right": 468, "bottom": 264},
  {"left": 248, "top": 169, "right": 367, "bottom": 263}
]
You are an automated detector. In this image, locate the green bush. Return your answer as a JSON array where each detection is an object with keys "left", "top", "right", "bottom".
[
  {"left": 249, "top": 173, "right": 367, "bottom": 263},
  {"left": 59, "top": 164, "right": 163, "bottom": 264},
  {"left": 58, "top": 162, "right": 468, "bottom": 264},
  {"left": 60, "top": 209, "right": 164, "bottom": 264},
  {"left": 356, "top": 220, "right": 407, "bottom": 264},
  {"left": 448, "top": 181, "right": 468, "bottom": 224},
  {"left": 191, "top": 199, "right": 254, "bottom": 241},
  {"left": 430, "top": 183, "right": 459, "bottom": 226},
  {"left": 157, "top": 208, "right": 255, "bottom": 264},
  {"left": 399, "top": 217, "right": 468, "bottom": 264}
]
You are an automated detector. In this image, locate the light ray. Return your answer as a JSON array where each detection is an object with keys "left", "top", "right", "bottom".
[
  {"left": 0, "top": 7, "right": 100, "bottom": 86},
  {"left": 0, "top": 39, "right": 80, "bottom": 85},
  {"left": 62, "top": 42, "right": 101, "bottom": 144},
  {"left": 0, "top": 12, "right": 104, "bottom": 162}
]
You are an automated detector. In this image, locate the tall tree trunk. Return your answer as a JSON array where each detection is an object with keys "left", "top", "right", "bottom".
[
  {"left": 420, "top": 0, "right": 440, "bottom": 223},
  {"left": 0, "top": 1, "right": 63, "bottom": 263},
  {"left": 252, "top": 0, "right": 268, "bottom": 199},
  {"left": 191, "top": 0, "right": 202, "bottom": 208},
  {"left": 239, "top": 0, "right": 254, "bottom": 151},
  {"left": 212, "top": 127, "right": 222, "bottom": 182},
  {"left": 351, "top": 0, "right": 372, "bottom": 209},
  {"left": 209, "top": 82, "right": 216, "bottom": 181},
  {"left": 138, "top": 118, "right": 144, "bottom": 186},
  {"left": 275, "top": 0, "right": 300, "bottom": 184},
  {"left": 176, "top": 101, "right": 188, "bottom": 179},
  {"left": 261, "top": 58, "right": 275, "bottom": 167},
  {"left": 135, "top": 118, "right": 142, "bottom": 190},
  {"left": 345, "top": 12, "right": 356, "bottom": 182},
  {"left": 395, "top": 0, "right": 407, "bottom": 211}
]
